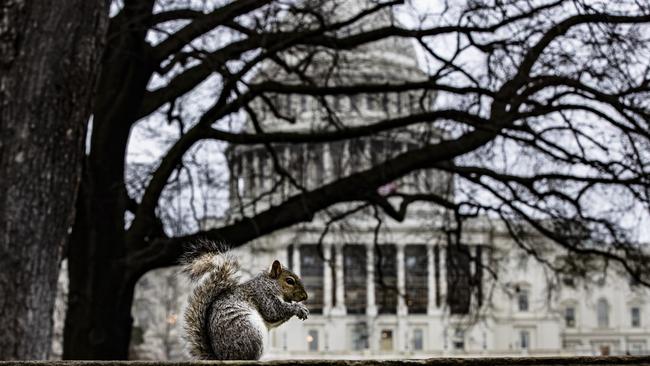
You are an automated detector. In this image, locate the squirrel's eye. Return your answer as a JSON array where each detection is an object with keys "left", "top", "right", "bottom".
[{"left": 285, "top": 277, "right": 295, "bottom": 286}]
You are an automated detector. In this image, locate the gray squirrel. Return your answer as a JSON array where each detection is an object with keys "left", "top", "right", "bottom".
[{"left": 181, "top": 241, "right": 309, "bottom": 360}]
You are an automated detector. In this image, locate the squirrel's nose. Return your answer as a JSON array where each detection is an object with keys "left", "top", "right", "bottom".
[{"left": 301, "top": 291, "right": 308, "bottom": 302}]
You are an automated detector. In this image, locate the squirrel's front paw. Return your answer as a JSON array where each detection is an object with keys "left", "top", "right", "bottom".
[{"left": 293, "top": 303, "right": 309, "bottom": 320}]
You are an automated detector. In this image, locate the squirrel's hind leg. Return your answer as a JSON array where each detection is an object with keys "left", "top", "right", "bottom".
[{"left": 210, "top": 310, "right": 265, "bottom": 360}]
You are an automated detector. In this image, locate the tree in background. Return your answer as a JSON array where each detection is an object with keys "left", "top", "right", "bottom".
[
  {"left": 65, "top": 0, "right": 650, "bottom": 359},
  {"left": 0, "top": 0, "right": 107, "bottom": 360}
]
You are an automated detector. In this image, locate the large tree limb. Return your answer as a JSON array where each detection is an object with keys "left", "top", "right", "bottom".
[{"left": 128, "top": 119, "right": 510, "bottom": 276}]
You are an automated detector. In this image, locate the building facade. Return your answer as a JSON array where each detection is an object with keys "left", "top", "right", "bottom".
[{"left": 207, "top": 219, "right": 648, "bottom": 359}]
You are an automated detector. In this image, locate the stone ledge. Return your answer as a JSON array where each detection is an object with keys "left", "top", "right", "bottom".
[{"left": 2, "top": 357, "right": 650, "bottom": 366}]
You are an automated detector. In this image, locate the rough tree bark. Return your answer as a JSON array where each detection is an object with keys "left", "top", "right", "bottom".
[
  {"left": 63, "top": 0, "right": 156, "bottom": 359},
  {"left": 0, "top": 0, "right": 107, "bottom": 360}
]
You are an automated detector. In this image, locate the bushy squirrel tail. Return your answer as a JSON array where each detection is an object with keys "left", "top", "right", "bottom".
[{"left": 181, "top": 240, "right": 239, "bottom": 360}]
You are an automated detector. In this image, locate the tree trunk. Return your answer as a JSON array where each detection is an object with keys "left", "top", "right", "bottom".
[
  {"left": 0, "top": 0, "right": 107, "bottom": 360},
  {"left": 63, "top": 145, "right": 137, "bottom": 360},
  {"left": 63, "top": 2, "right": 155, "bottom": 357},
  {"left": 63, "top": 183, "right": 135, "bottom": 359}
]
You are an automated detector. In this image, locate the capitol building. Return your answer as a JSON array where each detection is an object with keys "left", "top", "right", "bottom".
[{"left": 52, "top": 0, "right": 650, "bottom": 360}]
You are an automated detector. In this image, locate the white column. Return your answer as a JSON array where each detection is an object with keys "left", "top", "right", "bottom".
[
  {"left": 322, "top": 143, "right": 332, "bottom": 183},
  {"left": 240, "top": 152, "right": 248, "bottom": 195},
  {"left": 283, "top": 147, "right": 291, "bottom": 199},
  {"left": 470, "top": 245, "right": 480, "bottom": 312},
  {"left": 366, "top": 245, "right": 377, "bottom": 316},
  {"left": 323, "top": 244, "right": 333, "bottom": 316},
  {"left": 397, "top": 245, "right": 407, "bottom": 316},
  {"left": 363, "top": 138, "right": 371, "bottom": 170},
  {"left": 470, "top": 245, "right": 477, "bottom": 277},
  {"left": 477, "top": 245, "right": 484, "bottom": 308},
  {"left": 251, "top": 152, "right": 260, "bottom": 208},
  {"left": 427, "top": 244, "right": 437, "bottom": 315},
  {"left": 396, "top": 246, "right": 408, "bottom": 353},
  {"left": 270, "top": 150, "right": 281, "bottom": 206},
  {"left": 260, "top": 151, "right": 273, "bottom": 210},
  {"left": 292, "top": 245, "right": 301, "bottom": 277},
  {"left": 229, "top": 156, "right": 238, "bottom": 203},
  {"left": 333, "top": 245, "right": 346, "bottom": 314},
  {"left": 439, "top": 245, "right": 447, "bottom": 309},
  {"left": 342, "top": 141, "right": 350, "bottom": 176}
]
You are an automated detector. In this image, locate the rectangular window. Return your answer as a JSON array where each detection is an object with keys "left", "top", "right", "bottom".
[
  {"left": 300, "top": 245, "right": 324, "bottom": 314},
  {"left": 408, "top": 93, "right": 415, "bottom": 112},
  {"left": 285, "top": 94, "right": 292, "bottom": 113},
  {"left": 599, "top": 345, "right": 610, "bottom": 356},
  {"left": 245, "top": 152, "right": 255, "bottom": 192},
  {"left": 632, "top": 307, "right": 641, "bottom": 328},
  {"left": 380, "top": 329, "right": 393, "bottom": 351},
  {"left": 519, "top": 330, "right": 530, "bottom": 350},
  {"left": 329, "top": 141, "right": 344, "bottom": 178},
  {"left": 349, "top": 95, "right": 358, "bottom": 110},
  {"left": 447, "top": 244, "right": 472, "bottom": 315},
  {"left": 370, "top": 139, "right": 386, "bottom": 165},
  {"left": 562, "top": 276, "right": 575, "bottom": 287},
  {"left": 272, "top": 94, "right": 281, "bottom": 112},
  {"left": 518, "top": 289, "right": 529, "bottom": 312},
  {"left": 366, "top": 94, "right": 375, "bottom": 110},
  {"left": 307, "top": 144, "right": 324, "bottom": 187},
  {"left": 405, "top": 245, "right": 428, "bottom": 314},
  {"left": 565, "top": 307, "right": 576, "bottom": 328},
  {"left": 256, "top": 149, "right": 268, "bottom": 185},
  {"left": 629, "top": 341, "right": 646, "bottom": 355},
  {"left": 333, "top": 95, "right": 341, "bottom": 111},
  {"left": 348, "top": 139, "right": 366, "bottom": 169},
  {"left": 350, "top": 322, "right": 369, "bottom": 350},
  {"left": 307, "top": 329, "right": 319, "bottom": 351},
  {"left": 300, "top": 95, "right": 307, "bottom": 112},
  {"left": 396, "top": 92, "right": 402, "bottom": 114},
  {"left": 452, "top": 328, "right": 465, "bottom": 350},
  {"left": 375, "top": 245, "right": 397, "bottom": 314},
  {"left": 412, "top": 328, "right": 424, "bottom": 351},
  {"left": 597, "top": 299, "right": 609, "bottom": 328},
  {"left": 344, "top": 245, "right": 367, "bottom": 314},
  {"left": 475, "top": 246, "right": 483, "bottom": 307}
]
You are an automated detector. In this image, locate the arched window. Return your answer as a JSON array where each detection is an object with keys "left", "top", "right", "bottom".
[{"left": 597, "top": 298, "right": 609, "bottom": 328}]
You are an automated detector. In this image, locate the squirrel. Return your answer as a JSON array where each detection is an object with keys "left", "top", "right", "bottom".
[{"left": 180, "top": 240, "right": 309, "bottom": 360}]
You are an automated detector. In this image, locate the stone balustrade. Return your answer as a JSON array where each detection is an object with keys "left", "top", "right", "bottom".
[{"left": 2, "top": 356, "right": 650, "bottom": 366}]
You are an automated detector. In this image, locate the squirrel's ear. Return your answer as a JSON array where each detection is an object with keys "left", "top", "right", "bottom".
[{"left": 270, "top": 260, "right": 282, "bottom": 278}]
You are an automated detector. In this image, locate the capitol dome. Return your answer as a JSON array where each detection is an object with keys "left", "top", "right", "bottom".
[{"left": 227, "top": 0, "right": 449, "bottom": 218}]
